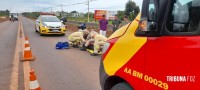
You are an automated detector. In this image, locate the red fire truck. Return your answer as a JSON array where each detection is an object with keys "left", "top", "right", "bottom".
[{"left": 100, "top": 0, "right": 200, "bottom": 90}]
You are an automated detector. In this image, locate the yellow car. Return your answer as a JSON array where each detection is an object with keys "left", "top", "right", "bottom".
[{"left": 35, "top": 15, "right": 66, "bottom": 36}]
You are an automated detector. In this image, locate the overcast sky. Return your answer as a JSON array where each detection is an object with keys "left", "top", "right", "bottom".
[{"left": 0, "top": 0, "right": 143, "bottom": 13}]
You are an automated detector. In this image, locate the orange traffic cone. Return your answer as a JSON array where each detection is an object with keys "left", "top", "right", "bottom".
[
  {"left": 30, "top": 70, "right": 41, "bottom": 90},
  {"left": 25, "top": 37, "right": 30, "bottom": 47},
  {"left": 21, "top": 37, "right": 35, "bottom": 61}
]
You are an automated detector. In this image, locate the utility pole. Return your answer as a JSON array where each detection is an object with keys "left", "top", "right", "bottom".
[
  {"left": 87, "top": 0, "right": 98, "bottom": 22},
  {"left": 61, "top": 4, "right": 63, "bottom": 17},
  {"left": 51, "top": 7, "right": 53, "bottom": 13},
  {"left": 87, "top": 0, "right": 90, "bottom": 22}
]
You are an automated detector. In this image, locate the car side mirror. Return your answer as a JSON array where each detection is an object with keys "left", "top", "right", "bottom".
[
  {"left": 61, "top": 20, "right": 65, "bottom": 24},
  {"left": 36, "top": 20, "right": 40, "bottom": 23}
]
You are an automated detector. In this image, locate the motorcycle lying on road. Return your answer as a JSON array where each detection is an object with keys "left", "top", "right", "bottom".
[{"left": 10, "top": 17, "right": 15, "bottom": 22}]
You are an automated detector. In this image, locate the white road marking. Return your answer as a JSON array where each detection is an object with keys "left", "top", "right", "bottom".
[
  {"left": 20, "top": 18, "right": 31, "bottom": 90},
  {"left": 23, "top": 62, "right": 30, "bottom": 90}
]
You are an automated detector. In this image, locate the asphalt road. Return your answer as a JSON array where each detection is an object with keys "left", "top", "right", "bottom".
[
  {"left": 21, "top": 17, "right": 102, "bottom": 90},
  {"left": 0, "top": 20, "right": 18, "bottom": 89}
]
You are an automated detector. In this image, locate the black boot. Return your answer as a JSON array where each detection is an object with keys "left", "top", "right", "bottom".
[
  {"left": 72, "top": 45, "right": 79, "bottom": 48},
  {"left": 80, "top": 44, "right": 86, "bottom": 51},
  {"left": 90, "top": 53, "right": 98, "bottom": 56}
]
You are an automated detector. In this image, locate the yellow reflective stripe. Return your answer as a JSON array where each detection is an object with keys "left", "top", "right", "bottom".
[
  {"left": 103, "top": 13, "right": 147, "bottom": 76},
  {"left": 86, "top": 49, "right": 102, "bottom": 54}
]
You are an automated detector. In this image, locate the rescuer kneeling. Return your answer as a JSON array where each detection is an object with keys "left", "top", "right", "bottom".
[
  {"left": 80, "top": 29, "right": 99, "bottom": 51},
  {"left": 87, "top": 33, "right": 107, "bottom": 56},
  {"left": 68, "top": 30, "right": 89, "bottom": 48}
]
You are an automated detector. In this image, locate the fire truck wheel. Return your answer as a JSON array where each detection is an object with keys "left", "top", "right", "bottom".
[{"left": 111, "top": 82, "right": 133, "bottom": 90}]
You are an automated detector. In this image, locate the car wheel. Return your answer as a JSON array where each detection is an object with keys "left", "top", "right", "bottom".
[
  {"left": 35, "top": 25, "right": 38, "bottom": 32},
  {"left": 61, "top": 33, "right": 65, "bottom": 36},
  {"left": 39, "top": 27, "right": 43, "bottom": 36},
  {"left": 111, "top": 82, "right": 133, "bottom": 90},
  {"left": 40, "top": 32, "right": 44, "bottom": 36},
  {"left": 40, "top": 34, "right": 44, "bottom": 36}
]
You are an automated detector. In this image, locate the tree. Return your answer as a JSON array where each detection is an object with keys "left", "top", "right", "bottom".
[
  {"left": 0, "top": 10, "right": 10, "bottom": 17},
  {"left": 117, "top": 10, "right": 125, "bottom": 20},
  {"left": 5, "top": 9, "right": 10, "bottom": 16},
  {"left": 84, "top": 12, "right": 94, "bottom": 18},
  {"left": 125, "top": 0, "right": 140, "bottom": 20},
  {"left": 22, "top": 12, "right": 40, "bottom": 19}
]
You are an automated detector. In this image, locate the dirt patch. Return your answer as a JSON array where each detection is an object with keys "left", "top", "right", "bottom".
[
  {"left": 0, "top": 18, "right": 9, "bottom": 23},
  {"left": 29, "top": 18, "right": 36, "bottom": 21}
]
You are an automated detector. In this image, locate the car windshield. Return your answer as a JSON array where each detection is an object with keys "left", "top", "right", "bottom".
[
  {"left": 41, "top": 16, "right": 60, "bottom": 22},
  {"left": 167, "top": 0, "right": 200, "bottom": 32}
]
